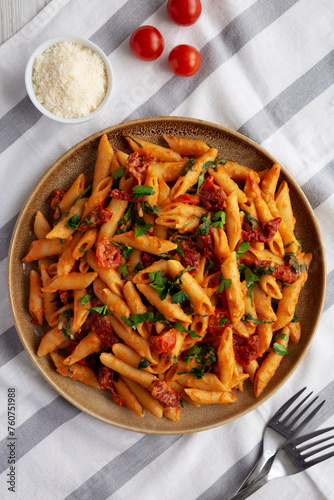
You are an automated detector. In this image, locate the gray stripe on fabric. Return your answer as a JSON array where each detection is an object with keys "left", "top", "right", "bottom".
[
  {"left": 65, "top": 434, "right": 182, "bottom": 500},
  {"left": 0, "top": 325, "right": 24, "bottom": 367},
  {"left": 0, "top": 96, "right": 41, "bottom": 156},
  {"left": 125, "top": 0, "right": 300, "bottom": 121},
  {"left": 197, "top": 380, "right": 334, "bottom": 500},
  {"left": 90, "top": 0, "right": 166, "bottom": 54},
  {"left": 301, "top": 159, "right": 334, "bottom": 210},
  {"left": 0, "top": 396, "right": 80, "bottom": 474},
  {"left": 238, "top": 50, "right": 334, "bottom": 144},
  {"left": 0, "top": 213, "right": 18, "bottom": 263},
  {"left": 324, "top": 269, "right": 334, "bottom": 312},
  {"left": 0, "top": 0, "right": 166, "bottom": 156}
]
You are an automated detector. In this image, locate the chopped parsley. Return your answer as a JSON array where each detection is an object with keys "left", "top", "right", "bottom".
[
  {"left": 141, "top": 201, "right": 161, "bottom": 217},
  {"left": 216, "top": 273, "right": 232, "bottom": 294},
  {"left": 89, "top": 305, "right": 112, "bottom": 317},
  {"left": 138, "top": 358, "right": 150, "bottom": 370},
  {"left": 124, "top": 135, "right": 143, "bottom": 148},
  {"left": 211, "top": 210, "right": 226, "bottom": 229},
  {"left": 272, "top": 342, "right": 289, "bottom": 356},
  {"left": 134, "top": 222, "right": 153, "bottom": 238},
  {"left": 291, "top": 312, "right": 299, "bottom": 323},
  {"left": 236, "top": 241, "right": 251, "bottom": 259},
  {"left": 132, "top": 185, "right": 155, "bottom": 199},
  {"left": 113, "top": 165, "right": 125, "bottom": 181},
  {"left": 118, "top": 263, "right": 130, "bottom": 277},
  {"left": 242, "top": 210, "right": 259, "bottom": 230},
  {"left": 78, "top": 293, "right": 93, "bottom": 305},
  {"left": 65, "top": 214, "right": 81, "bottom": 230},
  {"left": 242, "top": 314, "right": 273, "bottom": 325},
  {"left": 181, "top": 158, "right": 195, "bottom": 177},
  {"left": 175, "top": 320, "right": 200, "bottom": 338}
]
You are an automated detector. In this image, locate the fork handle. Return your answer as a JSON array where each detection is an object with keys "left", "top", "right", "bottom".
[
  {"left": 236, "top": 451, "right": 273, "bottom": 491},
  {"left": 229, "top": 472, "right": 271, "bottom": 500}
]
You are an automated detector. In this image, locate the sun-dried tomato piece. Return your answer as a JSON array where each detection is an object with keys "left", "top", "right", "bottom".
[
  {"left": 142, "top": 252, "right": 157, "bottom": 268},
  {"left": 95, "top": 239, "right": 122, "bottom": 270},
  {"left": 198, "top": 225, "right": 215, "bottom": 259},
  {"left": 97, "top": 366, "right": 126, "bottom": 406},
  {"left": 93, "top": 315, "right": 119, "bottom": 348},
  {"left": 208, "top": 307, "right": 231, "bottom": 336},
  {"left": 199, "top": 175, "right": 227, "bottom": 211},
  {"left": 151, "top": 379, "right": 180, "bottom": 408},
  {"left": 173, "top": 194, "right": 200, "bottom": 205},
  {"left": 125, "top": 152, "right": 154, "bottom": 183},
  {"left": 59, "top": 289, "right": 72, "bottom": 305},
  {"left": 233, "top": 334, "right": 260, "bottom": 365},
  {"left": 242, "top": 218, "right": 282, "bottom": 243},
  {"left": 78, "top": 206, "right": 112, "bottom": 231},
  {"left": 274, "top": 264, "right": 298, "bottom": 284},
  {"left": 47, "top": 189, "right": 66, "bottom": 211},
  {"left": 178, "top": 239, "right": 201, "bottom": 272},
  {"left": 110, "top": 189, "right": 133, "bottom": 201},
  {"left": 149, "top": 329, "right": 177, "bottom": 354}
]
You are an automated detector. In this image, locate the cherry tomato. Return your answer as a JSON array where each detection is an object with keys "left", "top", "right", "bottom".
[
  {"left": 168, "top": 44, "right": 201, "bottom": 77},
  {"left": 129, "top": 26, "right": 164, "bottom": 61},
  {"left": 167, "top": 0, "right": 202, "bottom": 26}
]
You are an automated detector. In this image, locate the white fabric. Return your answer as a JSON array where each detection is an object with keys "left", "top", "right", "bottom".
[{"left": 0, "top": 1, "right": 333, "bottom": 499}]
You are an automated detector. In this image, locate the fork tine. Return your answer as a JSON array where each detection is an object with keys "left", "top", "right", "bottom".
[
  {"left": 271, "top": 387, "right": 307, "bottom": 421},
  {"left": 286, "top": 399, "right": 326, "bottom": 434},
  {"left": 291, "top": 426, "right": 334, "bottom": 446},
  {"left": 302, "top": 440, "right": 334, "bottom": 460},
  {"left": 304, "top": 450, "right": 334, "bottom": 468},
  {"left": 278, "top": 392, "right": 314, "bottom": 426}
]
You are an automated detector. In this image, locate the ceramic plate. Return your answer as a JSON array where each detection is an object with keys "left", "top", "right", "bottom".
[{"left": 7, "top": 116, "right": 326, "bottom": 434}]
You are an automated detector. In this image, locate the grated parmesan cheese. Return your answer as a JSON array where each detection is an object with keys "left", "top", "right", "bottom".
[{"left": 32, "top": 41, "right": 108, "bottom": 119}]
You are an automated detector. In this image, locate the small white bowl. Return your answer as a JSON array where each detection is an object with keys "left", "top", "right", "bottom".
[{"left": 25, "top": 36, "right": 113, "bottom": 124}]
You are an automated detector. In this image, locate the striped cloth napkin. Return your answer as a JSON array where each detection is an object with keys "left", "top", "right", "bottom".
[{"left": 1, "top": 0, "right": 334, "bottom": 498}]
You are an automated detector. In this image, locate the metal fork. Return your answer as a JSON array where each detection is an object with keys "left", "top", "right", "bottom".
[
  {"left": 236, "top": 387, "right": 325, "bottom": 492},
  {"left": 230, "top": 426, "right": 334, "bottom": 499}
]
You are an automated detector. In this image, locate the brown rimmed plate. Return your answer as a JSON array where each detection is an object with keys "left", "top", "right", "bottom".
[{"left": 7, "top": 116, "right": 326, "bottom": 434}]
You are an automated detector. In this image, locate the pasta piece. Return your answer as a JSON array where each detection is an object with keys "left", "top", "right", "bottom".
[
  {"left": 72, "top": 289, "right": 92, "bottom": 332},
  {"left": 92, "top": 134, "right": 113, "bottom": 190},
  {"left": 184, "top": 388, "right": 237, "bottom": 405},
  {"left": 93, "top": 277, "right": 130, "bottom": 320},
  {"left": 156, "top": 203, "right": 207, "bottom": 232},
  {"left": 112, "top": 377, "right": 144, "bottom": 417},
  {"left": 54, "top": 173, "right": 85, "bottom": 220},
  {"left": 274, "top": 273, "right": 308, "bottom": 331},
  {"left": 121, "top": 376, "right": 163, "bottom": 418},
  {"left": 42, "top": 271, "right": 97, "bottom": 293},
  {"left": 57, "top": 232, "right": 82, "bottom": 276},
  {"left": 72, "top": 228, "right": 98, "bottom": 259},
  {"left": 275, "top": 180, "right": 296, "bottom": 231},
  {"left": 50, "top": 352, "right": 100, "bottom": 389},
  {"left": 260, "top": 163, "right": 281, "bottom": 200},
  {"left": 34, "top": 211, "right": 52, "bottom": 239},
  {"left": 37, "top": 327, "right": 67, "bottom": 356},
  {"left": 63, "top": 332, "right": 102, "bottom": 365},
  {"left": 150, "top": 160, "right": 187, "bottom": 182},
  {"left": 223, "top": 160, "right": 261, "bottom": 183},
  {"left": 46, "top": 198, "right": 86, "bottom": 240},
  {"left": 136, "top": 283, "right": 192, "bottom": 324},
  {"left": 123, "top": 281, "right": 152, "bottom": 337},
  {"left": 163, "top": 134, "right": 210, "bottom": 156},
  {"left": 221, "top": 252, "right": 245, "bottom": 325},
  {"left": 112, "top": 231, "right": 177, "bottom": 255},
  {"left": 29, "top": 270, "right": 43, "bottom": 326},
  {"left": 22, "top": 238, "right": 64, "bottom": 263},
  {"left": 124, "top": 135, "right": 183, "bottom": 161},
  {"left": 254, "top": 326, "right": 290, "bottom": 397},
  {"left": 86, "top": 250, "right": 123, "bottom": 296},
  {"left": 225, "top": 190, "right": 242, "bottom": 251},
  {"left": 209, "top": 164, "right": 247, "bottom": 203},
  {"left": 259, "top": 274, "right": 282, "bottom": 300},
  {"left": 216, "top": 327, "right": 235, "bottom": 387},
  {"left": 81, "top": 176, "right": 113, "bottom": 221},
  {"left": 40, "top": 264, "right": 58, "bottom": 325},
  {"left": 252, "top": 285, "right": 277, "bottom": 323},
  {"left": 100, "top": 352, "right": 157, "bottom": 389},
  {"left": 168, "top": 148, "right": 218, "bottom": 201},
  {"left": 167, "top": 260, "right": 214, "bottom": 316}
]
